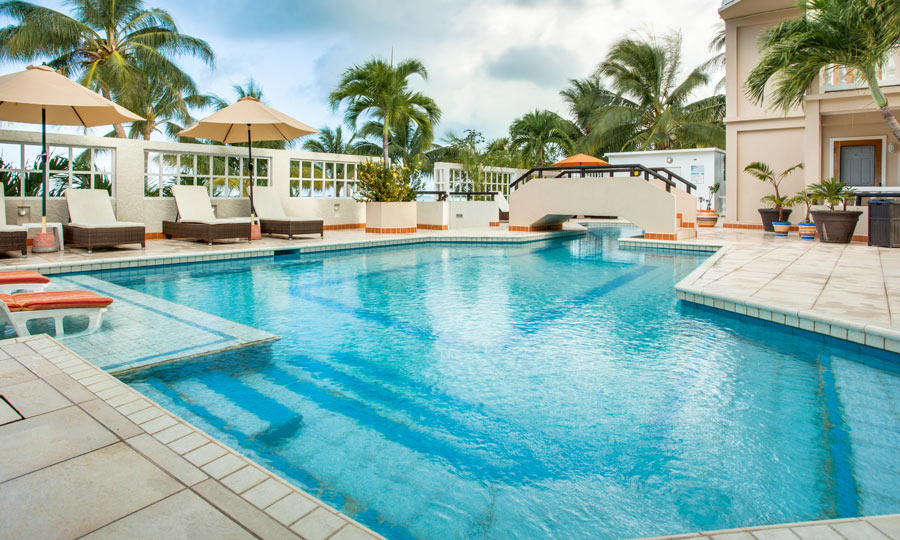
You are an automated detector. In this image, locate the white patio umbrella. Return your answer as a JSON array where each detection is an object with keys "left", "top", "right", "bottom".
[
  {"left": 178, "top": 97, "right": 317, "bottom": 219},
  {"left": 0, "top": 65, "right": 143, "bottom": 232}
]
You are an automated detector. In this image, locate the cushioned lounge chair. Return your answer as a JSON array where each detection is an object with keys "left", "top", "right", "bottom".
[
  {"left": 0, "top": 192, "right": 27, "bottom": 257},
  {"left": 0, "top": 270, "right": 50, "bottom": 294},
  {"left": 63, "top": 189, "right": 145, "bottom": 253},
  {"left": 0, "top": 290, "right": 113, "bottom": 337},
  {"left": 162, "top": 185, "right": 252, "bottom": 245},
  {"left": 254, "top": 186, "right": 323, "bottom": 239}
]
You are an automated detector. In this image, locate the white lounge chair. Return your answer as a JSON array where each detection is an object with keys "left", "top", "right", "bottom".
[
  {"left": 0, "top": 290, "right": 113, "bottom": 337},
  {"left": 0, "top": 191, "right": 27, "bottom": 256},
  {"left": 64, "top": 189, "right": 145, "bottom": 253},
  {"left": 254, "top": 186, "right": 323, "bottom": 239},
  {"left": 0, "top": 270, "right": 51, "bottom": 294},
  {"left": 162, "top": 185, "right": 252, "bottom": 245}
]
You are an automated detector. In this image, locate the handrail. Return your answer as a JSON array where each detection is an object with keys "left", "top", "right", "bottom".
[
  {"left": 508, "top": 164, "right": 696, "bottom": 194},
  {"left": 415, "top": 190, "right": 498, "bottom": 201}
]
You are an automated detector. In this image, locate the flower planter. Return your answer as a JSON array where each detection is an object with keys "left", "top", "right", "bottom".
[
  {"left": 811, "top": 210, "right": 862, "bottom": 244},
  {"left": 772, "top": 221, "right": 791, "bottom": 237},
  {"left": 365, "top": 201, "right": 417, "bottom": 233},
  {"left": 696, "top": 209, "right": 718, "bottom": 228},
  {"left": 797, "top": 222, "right": 816, "bottom": 240},
  {"left": 759, "top": 208, "right": 791, "bottom": 232}
]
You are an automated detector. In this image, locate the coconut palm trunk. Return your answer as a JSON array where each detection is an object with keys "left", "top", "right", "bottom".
[{"left": 868, "top": 73, "right": 900, "bottom": 142}]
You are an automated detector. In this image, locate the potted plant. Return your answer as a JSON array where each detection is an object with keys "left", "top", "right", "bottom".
[
  {"left": 790, "top": 190, "right": 818, "bottom": 240},
  {"left": 808, "top": 177, "right": 860, "bottom": 244},
  {"left": 744, "top": 161, "right": 804, "bottom": 231},
  {"left": 356, "top": 161, "right": 423, "bottom": 233},
  {"left": 697, "top": 183, "right": 720, "bottom": 228},
  {"left": 762, "top": 194, "right": 794, "bottom": 237}
]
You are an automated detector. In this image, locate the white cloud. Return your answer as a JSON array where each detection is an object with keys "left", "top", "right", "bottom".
[{"left": 1, "top": 0, "right": 725, "bottom": 141}]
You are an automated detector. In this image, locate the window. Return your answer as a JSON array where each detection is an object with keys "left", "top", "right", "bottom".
[
  {"left": 289, "top": 159, "right": 358, "bottom": 198},
  {"left": 144, "top": 152, "right": 270, "bottom": 198},
  {"left": 0, "top": 143, "right": 114, "bottom": 197}
]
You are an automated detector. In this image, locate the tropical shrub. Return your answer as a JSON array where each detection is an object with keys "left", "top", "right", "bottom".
[
  {"left": 808, "top": 177, "right": 856, "bottom": 211},
  {"left": 744, "top": 161, "right": 804, "bottom": 214},
  {"left": 354, "top": 161, "right": 423, "bottom": 203}
]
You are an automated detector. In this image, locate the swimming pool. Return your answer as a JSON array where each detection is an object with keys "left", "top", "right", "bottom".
[{"left": 103, "top": 226, "right": 900, "bottom": 539}]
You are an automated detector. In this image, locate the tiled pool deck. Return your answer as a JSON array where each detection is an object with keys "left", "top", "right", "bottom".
[{"left": 2, "top": 224, "right": 900, "bottom": 539}]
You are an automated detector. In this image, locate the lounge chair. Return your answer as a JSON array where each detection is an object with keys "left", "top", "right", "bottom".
[
  {"left": 0, "top": 290, "right": 113, "bottom": 337},
  {"left": 162, "top": 185, "right": 252, "bottom": 245},
  {"left": 0, "top": 191, "right": 27, "bottom": 257},
  {"left": 63, "top": 189, "right": 146, "bottom": 253},
  {"left": 254, "top": 187, "right": 324, "bottom": 239},
  {"left": 0, "top": 270, "right": 50, "bottom": 294}
]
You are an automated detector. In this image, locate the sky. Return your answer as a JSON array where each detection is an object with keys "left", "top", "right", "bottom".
[{"left": 1, "top": 0, "right": 724, "bottom": 142}]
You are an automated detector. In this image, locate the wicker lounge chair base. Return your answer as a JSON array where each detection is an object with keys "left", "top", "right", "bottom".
[
  {"left": 260, "top": 219, "right": 324, "bottom": 239},
  {"left": 162, "top": 220, "right": 252, "bottom": 245},
  {"left": 64, "top": 225, "right": 145, "bottom": 254},
  {"left": 0, "top": 230, "right": 27, "bottom": 257}
]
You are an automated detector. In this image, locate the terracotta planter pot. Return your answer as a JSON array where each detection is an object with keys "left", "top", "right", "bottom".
[
  {"left": 772, "top": 221, "right": 791, "bottom": 237},
  {"left": 696, "top": 209, "right": 718, "bottom": 228},
  {"left": 759, "top": 208, "right": 791, "bottom": 232},
  {"left": 797, "top": 222, "right": 816, "bottom": 240},
  {"left": 31, "top": 231, "right": 58, "bottom": 253},
  {"left": 811, "top": 210, "right": 862, "bottom": 244},
  {"left": 250, "top": 224, "right": 261, "bottom": 241}
]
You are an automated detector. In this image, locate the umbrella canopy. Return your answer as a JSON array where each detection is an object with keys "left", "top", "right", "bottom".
[
  {"left": 553, "top": 153, "right": 610, "bottom": 167},
  {"left": 178, "top": 97, "right": 317, "bottom": 219},
  {"left": 0, "top": 65, "right": 143, "bottom": 126},
  {"left": 178, "top": 97, "right": 317, "bottom": 143},
  {"left": 0, "top": 65, "right": 143, "bottom": 232}
]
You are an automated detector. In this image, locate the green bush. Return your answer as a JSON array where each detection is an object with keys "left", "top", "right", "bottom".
[{"left": 354, "top": 161, "right": 423, "bottom": 202}]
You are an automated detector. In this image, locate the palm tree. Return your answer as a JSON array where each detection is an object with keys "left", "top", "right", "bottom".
[
  {"left": 581, "top": 32, "right": 724, "bottom": 152},
  {"left": 329, "top": 57, "right": 441, "bottom": 165},
  {"left": 747, "top": 0, "right": 900, "bottom": 142},
  {"left": 704, "top": 25, "right": 726, "bottom": 93},
  {"left": 301, "top": 126, "right": 358, "bottom": 154},
  {"left": 508, "top": 110, "right": 574, "bottom": 168},
  {"left": 119, "top": 74, "right": 214, "bottom": 140},
  {"left": 560, "top": 76, "right": 632, "bottom": 155},
  {"left": 0, "top": 0, "right": 214, "bottom": 138}
]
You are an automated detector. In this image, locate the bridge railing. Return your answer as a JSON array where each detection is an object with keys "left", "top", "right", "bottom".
[{"left": 508, "top": 164, "right": 696, "bottom": 194}]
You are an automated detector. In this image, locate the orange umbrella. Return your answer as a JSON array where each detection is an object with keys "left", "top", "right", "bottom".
[{"left": 553, "top": 153, "right": 609, "bottom": 167}]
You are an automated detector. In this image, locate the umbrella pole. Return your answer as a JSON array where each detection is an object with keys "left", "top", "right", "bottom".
[
  {"left": 41, "top": 107, "right": 47, "bottom": 233},
  {"left": 247, "top": 125, "right": 255, "bottom": 221}
]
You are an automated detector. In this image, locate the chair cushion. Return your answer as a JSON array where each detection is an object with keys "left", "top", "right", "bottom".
[
  {"left": 8, "top": 291, "right": 113, "bottom": 311},
  {"left": 69, "top": 222, "right": 145, "bottom": 229},
  {"left": 0, "top": 270, "right": 50, "bottom": 285},
  {"left": 172, "top": 185, "right": 217, "bottom": 222},
  {"left": 66, "top": 189, "right": 118, "bottom": 225},
  {"left": 182, "top": 217, "right": 252, "bottom": 225},
  {"left": 253, "top": 186, "right": 288, "bottom": 220},
  {"left": 0, "top": 224, "right": 26, "bottom": 232}
]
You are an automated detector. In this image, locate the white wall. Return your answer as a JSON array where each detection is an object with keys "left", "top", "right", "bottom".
[
  {"left": 606, "top": 148, "right": 726, "bottom": 211},
  {"left": 417, "top": 201, "right": 449, "bottom": 228},
  {"left": 0, "top": 129, "right": 370, "bottom": 233},
  {"left": 448, "top": 201, "right": 498, "bottom": 229}
]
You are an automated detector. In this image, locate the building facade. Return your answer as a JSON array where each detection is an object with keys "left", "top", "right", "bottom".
[{"left": 720, "top": 0, "right": 900, "bottom": 238}]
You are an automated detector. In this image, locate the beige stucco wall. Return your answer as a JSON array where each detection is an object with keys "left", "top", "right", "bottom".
[
  {"left": 417, "top": 201, "right": 448, "bottom": 228},
  {"left": 448, "top": 201, "right": 498, "bottom": 229},
  {"left": 365, "top": 202, "right": 417, "bottom": 229},
  {"left": 509, "top": 177, "right": 679, "bottom": 234},
  {"left": 729, "top": 127, "right": 806, "bottom": 223}
]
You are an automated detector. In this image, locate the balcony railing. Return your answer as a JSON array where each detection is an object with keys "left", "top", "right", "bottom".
[{"left": 820, "top": 50, "right": 900, "bottom": 92}]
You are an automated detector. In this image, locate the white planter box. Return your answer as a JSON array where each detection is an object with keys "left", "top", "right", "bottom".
[{"left": 365, "top": 201, "right": 417, "bottom": 233}]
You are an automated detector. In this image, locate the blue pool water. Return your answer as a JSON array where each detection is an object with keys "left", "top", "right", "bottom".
[{"left": 103, "top": 226, "right": 900, "bottom": 539}]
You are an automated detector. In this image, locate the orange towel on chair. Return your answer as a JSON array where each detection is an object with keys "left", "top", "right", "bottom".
[
  {"left": 1, "top": 291, "right": 113, "bottom": 312},
  {"left": 0, "top": 271, "right": 51, "bottom": 285}
]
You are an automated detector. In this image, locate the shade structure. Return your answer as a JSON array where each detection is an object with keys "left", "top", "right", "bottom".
[
  {"left": 553, "top": 153, "right": 610, "bottom": 167},
  {"left": 178, "top": 97, "right": 318, "bottom": 217},
  {"left": 0, "top": 65, "right": 144, "bottom": 230}
]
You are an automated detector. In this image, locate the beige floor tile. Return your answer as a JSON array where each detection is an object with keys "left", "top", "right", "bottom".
[
  {"left": 183, "top": 442, "right": 227, "bottom": 466},
  {"left": 43, "top": 372, "right": 96, "bottom": 404},
  {"left": 791, "top": 525, "right": 845, "bottom": 540},
  {"left": 831, "top": 521, "right": 891, "bottom": 540},
  {"left": 154, "top": 423, "right": 192, "bottom": 444},
  {"left": 168, "top": 432, "right": 209, "bottom": 454},
  {"left": 0, "top": 358, "right": 36, "bottom": 388},
  {"left": 202, "top": 453, "right": 248, "bottom": 479},
  {"left": 751, "top": 528, "right": 801, "bottom": 540},
  {"left": 243, "top": 478, "right": 292, "bottom": 509},
  {"left": 710, "top": 533, "right": 754, "bottom": 540},
  {"left": 127, "top": 434, "right": 207, "bottom": 486},
  {"left": 0, "top": 443, "right": 181, "bottom": 540},
  {"left": 870, "top": 516, "right": 900, "bottom": 539},
  {"left": 81, "top": 489, "right": 254, "bottom": 540},
  {"left": 80, "top": 398, "right": 144, "bottom": 440},
  {"left": 221, "top": 466, "right": 268, "bottom": 494},
  {"left": 290, "top": 508, "right": 348, "bottom": 540},
  {"left": 265, "top": 492, "right": 318, "bottom": 526},
  {"left": 0, "top": 378, "right": 71, "bottom": 417},
  {"left": 193, "top": 479, "right": 299, "bottom": 540},
  {"left": 0, "top": 396, "right": 22, "bottom": 425},
  {"left": 0, "top": 405, "right": 117, "bottom": 482},
  {"left": 330, "top": 525, "right": 381, "bottom": 540}
]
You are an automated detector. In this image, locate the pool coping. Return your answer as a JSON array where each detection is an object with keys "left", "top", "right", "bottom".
[
  {"left": 0, "top": 333, "right": 388, "bottom": 540},
  {"left": 618, "top": 235, "right": 900, "bottom": 354},
  {"left": 5, "top": 229, "right": 587, "bottom": 276}
]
